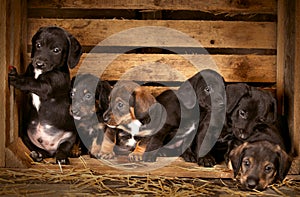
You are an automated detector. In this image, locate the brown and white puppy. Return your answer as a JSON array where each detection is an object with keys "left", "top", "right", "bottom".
[
  {"left": 70, "top": 73, "right": 113, "bottom": 158},
  {"left": 103, "top": 81, "right": 158, "bottom": 161},
  {"left": 8, "top": 26, "right": 82, "bottom": 164},
  {"left": 228, "top": 120, "right": 292, "bottom": 190}
]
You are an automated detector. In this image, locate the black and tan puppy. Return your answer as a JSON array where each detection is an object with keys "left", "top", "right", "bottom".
[
  {"left": 228, "top": 120, "right": 292, "bottom": 190},
  {"left": 142, "top": 69, "right": 227, "bottom": 165},
  {"left": 103, "top": 81, "right": 159, "bottom": 161},
  {"left": 226, "top": 83, "right": 277, "bottom": 140},
  {"left": 70, "top": 73, "right": 112, "bottom": 158},
  {"left": 8, "top": 26, "right": 82, "bottom": 164}
]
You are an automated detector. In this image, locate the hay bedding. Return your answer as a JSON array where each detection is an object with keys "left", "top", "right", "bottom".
[{"left": 0, "top": 156, "right": 299, "bottom": 196}]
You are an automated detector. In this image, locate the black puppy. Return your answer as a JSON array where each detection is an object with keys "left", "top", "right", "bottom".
[
  {"left": 228, "top": 118, "right": 292, "bottom": 190},
  {"left": 226, "top": 83, "right": 277, "bottom": 141},
  {"left": 8, "top": 26, "right": 82, "bottom": 164},
  {"left": 142, "top": 69, "right": 226, "bottom": 165},
  {"left": 70, "top": 73, "right": 112, "bottom": 158}
]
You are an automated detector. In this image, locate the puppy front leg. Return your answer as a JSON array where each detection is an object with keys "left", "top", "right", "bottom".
[
  {"left": 128, "top": 138, "right": 148, "bottom": 161},
  {"left": 55, "top": 141, "right": 75, "bottom": 165},
  {"left": 99, "top": 128, "right": 116, "bottom": 159}
]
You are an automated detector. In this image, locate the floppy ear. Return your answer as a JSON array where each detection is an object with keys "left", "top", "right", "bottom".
[
  {"left": 31, "top": 27, "right": 46, "bottom": 58},
  {"left": 275, "top": 145, "right": 292, "bottom": 181},
  {"left": 67, "top": 33, "right": 82, "bottom": 69},
  {"left": 226, "top": 83, "right": 250, "bottom": 114},
  {"left": 129, "top": 88, "right": 156, "bottom": 121},
  {"left": 262, "top": 92, "right": 278, "bottom": 123},
  {"left": 177, "top": 80, "right": 197, "bottom": 109},
  {"left": 229, "top": 142, "right": 248, "bottom": 177},
  {"left": 97, "top": 80, "right": 111, "bottom": 112}
]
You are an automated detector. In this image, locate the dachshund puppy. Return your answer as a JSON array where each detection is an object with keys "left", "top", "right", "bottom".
[
  {"left": 103, "top": 81, "right": 159, "bottom": 161},
  {"left": 226, "top": 83, "right": 277, "bottom": 141},
  {"left": 70, "top": 73, "right": 112, "bottom": 158},
  {"left": 143, "top": 69, "right": 227, "bottom": 166},
  {"left": 228, "top": 119, "right": 292, "bottom": 190},
  {"left": 8, "top": 26, "right": 82, "bottom": 164}
]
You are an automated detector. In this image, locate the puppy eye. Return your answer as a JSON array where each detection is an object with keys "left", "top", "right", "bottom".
[
  {"left": 264, "top": 165, "right": 274, "bottom": 174},
  {"left": 243, "top": 159, "right": 251, "bottom": 167},
  {"left": 117, "top": 102, "right": 124, "bottom": 109},
  {"left": 239, "top": 109, "right": 248, "bottom": 119},
  {"left": 36, "top": 42, "right": 42, "bottom": 49},
  {"left": 70, "top": 92, "right": 75, "bottom": 98},
  {"left": 53, "top": 47, "right": 61, "bottom": 54},
  {"left": 84, "top": 93, "right": 92, "bottom": 100},
  {"left": 204, "top": 86, "right": 212, "bottom": 95}
]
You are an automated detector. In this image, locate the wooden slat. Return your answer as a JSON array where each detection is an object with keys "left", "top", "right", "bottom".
[
  {"left": 68, "top": 54, "right": 276, "bottom": 83},
  {"left": 28, "top": 0, "right": 277, "bottom": 14},
  {"left": 27, "top": 19, "right": 277, "bottom": 49},
  {"left": 0, "top": 0, "right": 6, "bottom": 167}
]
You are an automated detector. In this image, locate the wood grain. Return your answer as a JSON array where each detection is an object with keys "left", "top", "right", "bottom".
[
  {"left": 27, "top": 19, "right": 277, "bottom": 49},
  {"left": 28, "top": 0, "right": 277, "bottom": 14}
]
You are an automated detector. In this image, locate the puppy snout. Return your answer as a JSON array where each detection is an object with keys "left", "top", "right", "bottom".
[
  {"left": 103, "top": 112, "right": 110, "bottom": 123},
  {"left": 246, "top": 177, "right": 259, "bottom": 190},
  {"left": 35, "top": 60, "right": 46, "bottom": 69}
]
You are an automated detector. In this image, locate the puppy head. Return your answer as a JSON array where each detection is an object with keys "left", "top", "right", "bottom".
[
  {"left": 229, "top": 141, "right": 292, "bottom": 190},
  {"left": 103, "top": 81, "right": 156, "bottom": 132},
  {"left": 70, "top": 74, "right": 111, "bottom": 121},
  {"left": 31, "top": 26, "right": 82, "bottom": 73},
  {"left": 230, "top": 88, "right": 277, "bottom": 140},
  {"left": 178, "top": 69, "right": 226, "bottom": 110}
]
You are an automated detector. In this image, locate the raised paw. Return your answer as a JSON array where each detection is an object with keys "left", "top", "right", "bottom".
[
  {"left": 30, "top": 151, "right": 44, "bottom": 162},
  {"left": 197, "top": 154, "right": 216, "bottom": 167}
]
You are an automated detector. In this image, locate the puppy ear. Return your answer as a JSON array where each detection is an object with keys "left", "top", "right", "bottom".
[
  {"left": 97, "top": 80, "right": 111, "bottom": 112},
  {"left": 67, "top": 33, "right": 82, "bottom": 69},
  {"left": 226, "top": 83, "right": 250, "bottom": 114},
  {"left": 275, "top": 145, "right": 292, "bottom": 181},
  {"left": 262, "top": 93, "right": 278, "bottom": 123},
  {"left": 129, "top": 88, "right": 156, "bottom": 121},
  {"left": 177, "top": 80, "right": 197, "bottom": 109},
  {"left": 229, "top": 142, "right": 248, "bottom": 177},
  {"left": 31, "top": 27, "right": 46, "bottom": 58}
]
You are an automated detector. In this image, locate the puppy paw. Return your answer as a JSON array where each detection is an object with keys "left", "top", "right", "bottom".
[
  {"left": 8, "top": 66, "right": 20, "bottom": 86},
  {"left": 30, "top": 151, "right": 44, "bottom": 162},
  {"left": 56, "top": 158, "right": 70, "bottom": 165},
  {"left": 142, "top": 152, "right": 157, "bottom": 162},
  {"left": 128, "top": 152, "right": 143, "bottom": 162},
  {"left": 181, "top": 152, "right": 197, "bottom": 163},
  {"left": 69, "top": 142, "right": 82, "bottom": 157},
  {"left": 98, "top": 151, "right": 115, "bottom": 160},
  {"left": 197, "top": 155, "right": 216, "bottom": 167}
]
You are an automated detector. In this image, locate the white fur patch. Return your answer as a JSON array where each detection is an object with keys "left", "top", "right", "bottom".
[{"left": 32, "top": 69, "right": 43, "bottom": 111}]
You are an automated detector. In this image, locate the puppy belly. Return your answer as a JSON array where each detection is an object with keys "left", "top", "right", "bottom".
[{"left": 28, "top": 122, "right": 73, "bottom": 155}]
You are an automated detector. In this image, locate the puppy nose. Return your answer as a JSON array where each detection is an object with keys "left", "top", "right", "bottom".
[
  {"left": 36, "top": 60, "right": 45, "bottom": 68},
  {"left": 246, "top": 177, "right": 259, "bottom": 189},
  {"left": 71, "top": 108, "right": 80, "bottom": 116}
]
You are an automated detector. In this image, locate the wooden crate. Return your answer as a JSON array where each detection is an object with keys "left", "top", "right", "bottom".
[{"left": 1, "top": 0, "right": 299, "bottom": 177}]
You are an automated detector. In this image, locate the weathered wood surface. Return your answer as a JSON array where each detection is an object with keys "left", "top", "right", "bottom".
[
  {"left": 28, "top": 0, "right": 277, "bottom": 14},
  {"left": 27, "top": 19, "right": 276, "bottom": 49},
  {"left": 72, "top": 54, "right": 276, "bottom": 83}
]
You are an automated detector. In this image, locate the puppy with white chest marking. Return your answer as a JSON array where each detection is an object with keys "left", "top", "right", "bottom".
[
  {"left": 103, "top": 81, "right": 158, "bottom": 161},
  {"left": 8, "top": 26, "right": 82, "bottom": 164}
]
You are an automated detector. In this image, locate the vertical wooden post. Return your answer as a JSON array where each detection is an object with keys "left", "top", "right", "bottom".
[
  {"left": 283, "top": 0, "right": 300, "bottom": 174},
  {"left": 0, "top": 0, "right": 7, "bottom": 167}
]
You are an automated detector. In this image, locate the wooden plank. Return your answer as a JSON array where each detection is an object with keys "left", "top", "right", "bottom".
[
  {"left": 0, "top": 0, "right": 6, "bottom": 167},
  {"left": 277, "top": 0, "right": 285, "bottom": 115},
  {"left": 28, "top": 0, "right": 277, "bottom": 14},
  {"left": 68, "top": 54, "right": 276, "bottom": 83},
  {"left": 27, "top": 19, "right": 277, "bottom": 49}
]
